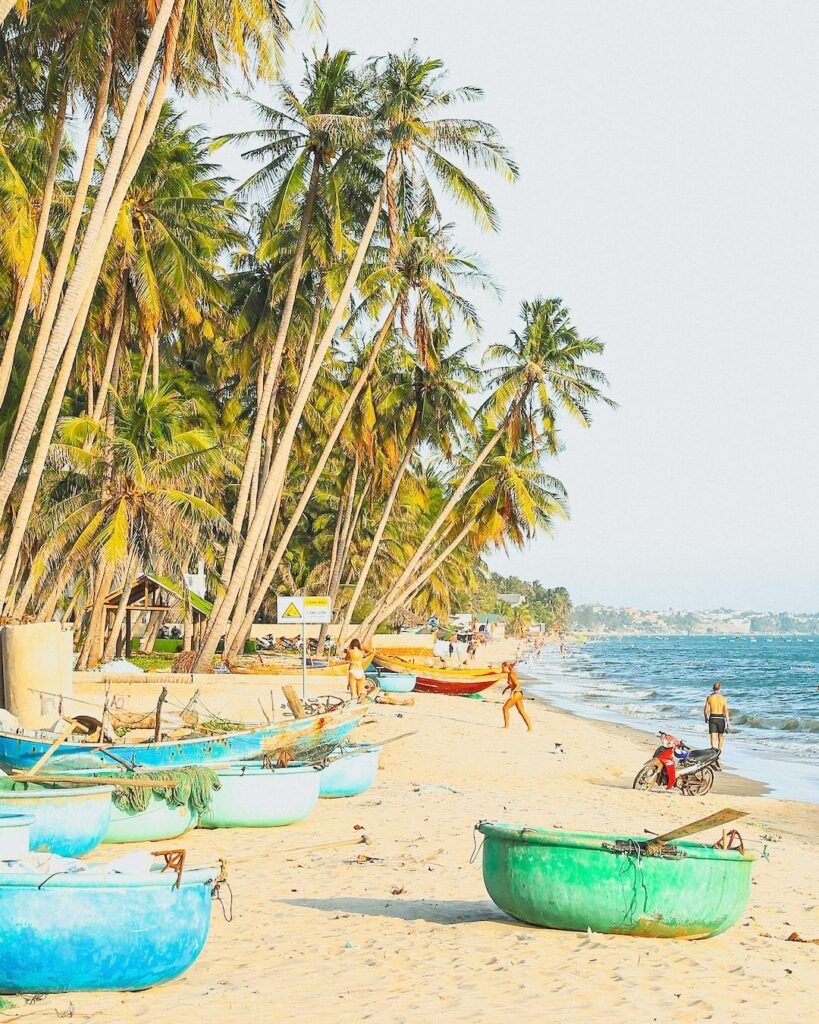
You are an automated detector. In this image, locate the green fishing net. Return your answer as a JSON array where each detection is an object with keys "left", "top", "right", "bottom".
[{"left": 113, "top": 765, "right": 222, "bottom": 815}]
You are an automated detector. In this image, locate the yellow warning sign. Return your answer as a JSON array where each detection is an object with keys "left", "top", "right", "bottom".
[{"left": 280, "top": 602, "right": 301, "bottom": 619}]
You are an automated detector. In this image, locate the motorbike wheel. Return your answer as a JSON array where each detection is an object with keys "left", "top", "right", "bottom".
[
  {"left": 633, "top": 764, "right": 661, "bottom": 790},
  {"left": 680, "top": 766, "right": 714, "bottom": 796}
]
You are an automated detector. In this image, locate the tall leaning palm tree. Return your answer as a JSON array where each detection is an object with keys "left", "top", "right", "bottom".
[
  {"left": 358, "top": 296, "right": 614, "bottom": 637},
  {"left": 215, "top": 48, "right": 371, "bottom": 585}
]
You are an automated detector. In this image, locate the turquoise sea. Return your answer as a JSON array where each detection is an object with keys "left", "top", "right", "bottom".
[{"left": 524, "top": 634, "right": 819, "bottom": 802}]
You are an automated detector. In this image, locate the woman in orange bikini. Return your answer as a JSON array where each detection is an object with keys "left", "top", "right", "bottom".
[
  {"left": 346, "top": 638, "right": 367, "bottom": 702},
  {"left": 502, "top": 660, "right": 532, "bottom": 731}
]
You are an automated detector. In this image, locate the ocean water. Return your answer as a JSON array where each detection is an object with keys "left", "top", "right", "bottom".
[{"left": 523, "top": 635, "right": 819, "bottom": 802}]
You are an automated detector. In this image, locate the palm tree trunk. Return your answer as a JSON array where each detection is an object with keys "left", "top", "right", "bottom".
[
  {"left": 316, "top": 460, "right": 356, "bottom": 650},
  {"left": 139, "top": 609, "right": 166, "bottom": 654},
  {"left": 0, "top": 90, "right": 67, "bottom": 410},
  {"left": 137, "top": 343, "right": 150, "bottom": 397},
  {"left": 194, "top": 174, "right": 389, "bottom": 670},
  {"left": 221, "top": 307, "right": 394, "bottom": 661},
  {"left": 0, "top": 0, "right": 182, "bottom": 521},
  {"left": 76, "top": 561, "right": 116, "bottom": 670},
  {"left": 86, "top": 350, "right": 94, "bottom": 415},
  {"left": 0, "top": 0, "right": 18, "bottom": 26},
  {"left": 37, "top": 562, "right": 74, "bottom": 621},
  {"left": 101, "top": 555, "right": 136, "bottom": 664},
  {"left": 220, "top": 152, "right": 322, "bottom": 585},
  {"left": 11, "top": 48, "right": 113, "bottom": 429},
  {"left": 91, "top": 286, "right": 125, "bottom": 422},
  {"left": 151, "top": 330, "right": 159, "bottom": 390},
  {"left": 357, "top": 418, "right": 510, "bottom": 638},
  {"left": 0, "top": 278, "right": 97, "bottom": 611},
  {"left": 339, "top": 409, "right": 422, "bottom": 641},
  {"left": 298, "top": 277, "right": 325, "bottom": 390},
  {"left": 362, "top": 516, "right": 478, "bottom": 643},
  {"left": 10, "top": 564, "right": 36, "bottom": 618}
]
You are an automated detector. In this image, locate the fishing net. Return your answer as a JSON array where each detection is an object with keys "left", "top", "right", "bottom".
[{"left": 113, "top": 765, "right": 222, "bottom": 816}]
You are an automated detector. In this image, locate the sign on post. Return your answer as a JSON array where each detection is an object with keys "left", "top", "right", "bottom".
[
  {"left": 276, "top": 596, "right": 332, "bottom": 624},
  {"left": 276, "top": 596, "right": 333, "bottom": 700}
]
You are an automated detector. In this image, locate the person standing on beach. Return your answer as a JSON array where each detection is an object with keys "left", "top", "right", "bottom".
[
  {"left": 502, "top": 660, "right": 532, "bottom": 731},
  {"left": 346, "top": 639, "right": 367, "bottom": 703},
  {"left": 704, "top": 682, "right": 730, "bottom": 750}
]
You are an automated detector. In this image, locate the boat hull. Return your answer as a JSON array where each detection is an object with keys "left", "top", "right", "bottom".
[
  {"left": 477, "top": 823, "right": 755, "bottom": 939},
  {"left": 199, "top": 764, "right": 320, "bottom": 828},
  {"left": 0, "top": 704, "right": 362, "bottom": 772},
  {"left": 0, "top": 864, "right": 215, "bottom": 992},
  {"left": 106, "top": 795, "right": 197, "bottom": 844},
  {"left": 0, "top": 782, "right": 113, "bottom": 857},
  {"left": 414, "top": 674, "right": 500, "bottom": 695},
  {"left": 374, "top": 654, "right": 498, "bottom": 680},
  {"left": 319, "top": 744, "right": 380, "bottom": 798}
]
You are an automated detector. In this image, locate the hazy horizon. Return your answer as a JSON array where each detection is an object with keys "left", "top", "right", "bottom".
[{"left": 185, "top": 1, "right": 819, "bottom": 614}]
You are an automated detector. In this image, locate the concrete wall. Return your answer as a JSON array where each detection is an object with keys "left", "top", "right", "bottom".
[{"left": 1, "top": 622, "right": 74, "bottom": 728}]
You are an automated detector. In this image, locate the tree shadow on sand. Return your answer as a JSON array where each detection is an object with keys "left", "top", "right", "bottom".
[{"left": 278, "top": 896, "right": 526, "bottom": 928}]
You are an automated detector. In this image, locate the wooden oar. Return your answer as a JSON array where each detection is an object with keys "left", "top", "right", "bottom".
[
  {"left": 25, "top": 721, "right": 79, "bottom": 777},
  {"left": 646, "top": 808, "right": 748, "bottom": 853},
  {"left": 10, "top": 772, "right": 177, "bottom": 789},
  {"left": 353, "top": 730, "right": 417, "bottom": 751}
]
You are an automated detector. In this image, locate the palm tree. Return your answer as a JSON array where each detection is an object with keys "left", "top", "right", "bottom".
[
  {"left": 195, "top": 48, "right": 516, "bottom": 668},
  {"left": 0, "top": 102, "right": 239, "bottom": 611},
  {"left": 357, "top": 296, "right": 613, "bottom": 637},
  {"left": 43, "top": 385, "right": 228, "bottom": 666},
  {"left": 215, "top": 48, "right": 371, "bottom": 584},
  {"left": 0, "top": 0, "right": 290, "bottom": 541}
]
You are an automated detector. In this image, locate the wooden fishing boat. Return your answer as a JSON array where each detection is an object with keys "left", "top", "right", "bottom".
[
  {"left": 0, "top": 702, "right": 363, "bottom": 773},
  {"left": 0, "top": 778, "right": 113, "bottom": 857},
  {"left": 414, "top": 670, "right": 502, "bottom": 695},
  {"left": 373, "top": 653, "right": 498, "bottom": 679},
  {"left": 476, "top": 822, "right": 756, "bottom": 938},
  {"left": 318, "top": 743, "right": 380, "bottom": 798},
  {"left": 198, "top": 763, "right": 320, "bottom": 828},
  {"left": 0, "top": 856, "right": 217, "bottom": 992},
  {"left": 233, "top": 652, "right": 374, "bottom": 677}
]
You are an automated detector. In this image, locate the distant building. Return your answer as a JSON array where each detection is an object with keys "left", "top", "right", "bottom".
[{"left": 498, "top": 593, "right": 526, "bottom": 608}]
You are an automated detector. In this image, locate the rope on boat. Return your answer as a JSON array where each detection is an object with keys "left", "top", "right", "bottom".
[{"left": 113, "top": 766, "right": 221, "bottom": 815}]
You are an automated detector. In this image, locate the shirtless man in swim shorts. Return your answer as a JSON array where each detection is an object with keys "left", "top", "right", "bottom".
[{"left": 704, "top": 682, "right": 730, "bottom": 750}]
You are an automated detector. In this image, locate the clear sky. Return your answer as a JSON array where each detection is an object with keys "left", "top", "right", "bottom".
[{"left": 186, "top": 1, "right": 819, "bottom": 613}]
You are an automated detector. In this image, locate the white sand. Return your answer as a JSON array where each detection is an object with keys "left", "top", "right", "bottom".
[{"left": 19, "top": 662, "right": 819, "bottom": 1023}]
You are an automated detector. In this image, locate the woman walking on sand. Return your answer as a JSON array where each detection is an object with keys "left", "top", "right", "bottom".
[
  {"left": 502, "top": 660, "right": 532, "bottom": 731},
  {"left": 346, "top": 639, "right": 367, "bottom": 702}
]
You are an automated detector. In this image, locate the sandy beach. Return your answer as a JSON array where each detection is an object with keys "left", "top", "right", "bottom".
[{"left": 15, "top": 645, "right": 818, "bottom": 1024}]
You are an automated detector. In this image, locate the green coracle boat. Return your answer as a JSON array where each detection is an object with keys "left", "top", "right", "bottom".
[{"left": 476, "top": 822, "right": 756, "bottom": 939}]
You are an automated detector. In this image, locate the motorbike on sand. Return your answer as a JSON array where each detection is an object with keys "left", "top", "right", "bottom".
[{"left": 633, "top": 731, "right": 721, "bottom": 796}]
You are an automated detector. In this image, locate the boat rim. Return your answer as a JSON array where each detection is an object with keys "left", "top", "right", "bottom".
[
  {"left": 0, "top": 864, "right": 218, "bottom": 888},
  {"left": 0, "top": 782, "right": 116, "bottom": 797},
  {"left": 476, "top": 822, "right": 758, "bottom": 862}
]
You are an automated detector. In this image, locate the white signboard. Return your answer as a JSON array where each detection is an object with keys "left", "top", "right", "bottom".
[{"left": 276, "top": 595, "right": 332, "bottom": 625}]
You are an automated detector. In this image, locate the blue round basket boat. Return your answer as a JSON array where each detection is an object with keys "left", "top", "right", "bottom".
[
  {"left": 373, "top": 671, "right": 416, "bottom": 693},
  {"left": 319, "top": 744, "right": 381, "bottom": 798},
  {"left": 0, "top": 780, "right": 113, "bottom": 857},
  {"left": 0, "top": 861, "right": 217, "bottom": 992}
]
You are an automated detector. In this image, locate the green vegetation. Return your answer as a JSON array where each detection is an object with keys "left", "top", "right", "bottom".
[
  {"left": 458, "top": 574, "right": 573, "bottom": 632},
  {"left": 0, "top": 8, "right": 612, "bottom": 667}
]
